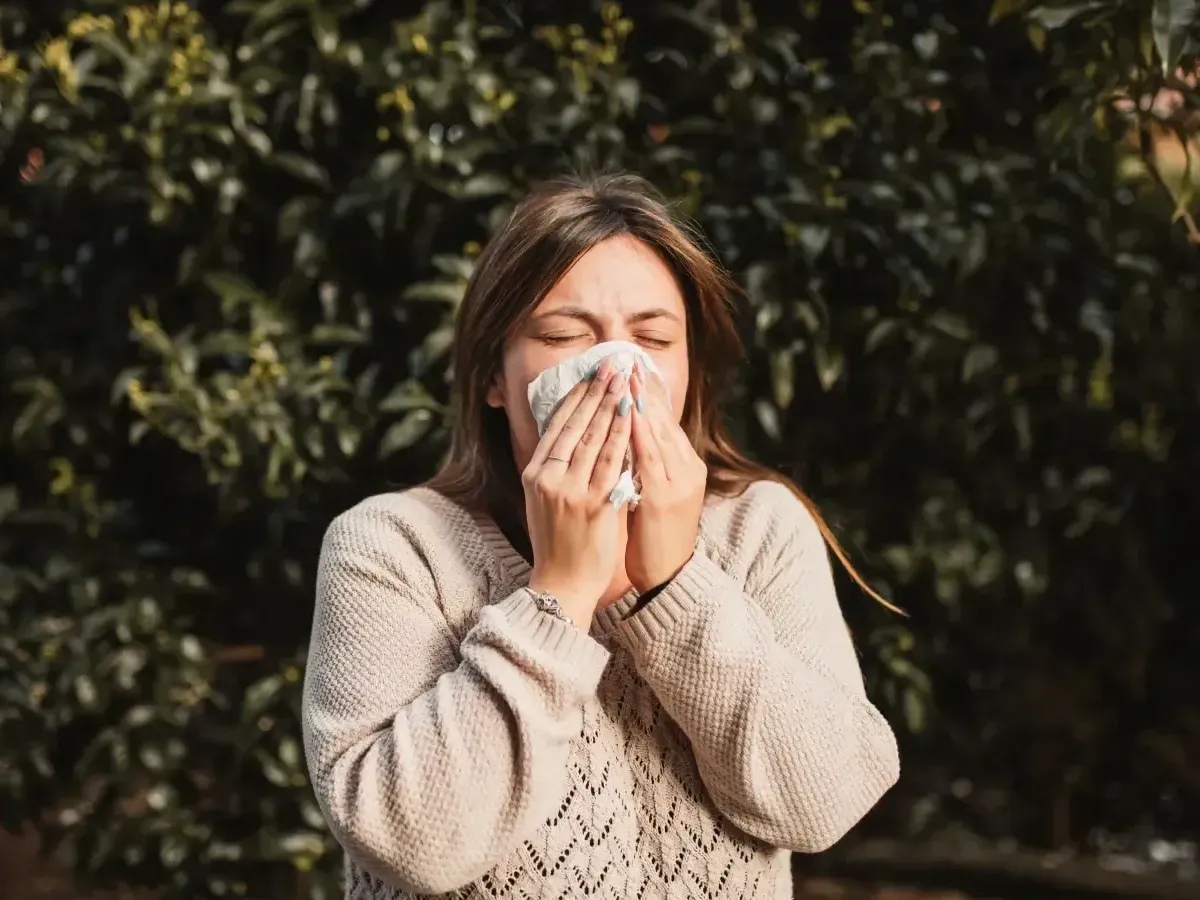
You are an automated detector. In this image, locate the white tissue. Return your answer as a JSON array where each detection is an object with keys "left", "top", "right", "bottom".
[{"left": 526, "top": 341, "right": 665, "bottom": 509}]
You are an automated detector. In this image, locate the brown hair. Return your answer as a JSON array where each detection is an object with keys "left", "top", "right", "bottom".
[{"left": 426, "top": 173, "right": 899, "bottom": 612}]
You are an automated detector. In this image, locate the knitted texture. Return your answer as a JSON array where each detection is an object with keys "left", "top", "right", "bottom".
[{"left": 302, "top": 481, "right": 900, "bottom": 900}]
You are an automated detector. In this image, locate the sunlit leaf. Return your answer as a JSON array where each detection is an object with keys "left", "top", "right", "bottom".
[
  {"left": 813, "top": 343, "right": 845, "bottom": 391},
  {"left": 1153, "top": 0, "right": 1198, "bottom": 73},
  {"left": 1027, "top": 3, "right": 1101, "bottom": 30},
  {"left": 268, "top": 153, "right": 330, "bottom": 188},
  {"left": 379, "top": 409, "right": 434, "bottom": 457}
]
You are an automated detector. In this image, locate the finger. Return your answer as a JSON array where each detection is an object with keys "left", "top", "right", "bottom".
[
  {"left": 631, "top": 368, "right": 683, "bottom": 471},
  {"left": 569, "top": 372, "right": 628, "bottom": 484},
  {"left": 529, "top": 358, "right": 614, "bottom": 470},
  {"left": 528, "top": 378, "right": 592, "bottom": 469},
  {"left": 546, "top": 358, "right": 616, "bottom": 464},
  {"left": 629, "top": 366, "right": 650, "bottom": 417},
  {"left": 631, "top": 395, "right": 667, "bottom": 486},
  {"left": 590, "top": 386, "right": 633, "bottom": 494}
]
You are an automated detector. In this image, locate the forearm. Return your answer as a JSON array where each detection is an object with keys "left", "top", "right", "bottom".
[
  {"left": 305, "top": 589, "right": 610, "bottom": 893},
  {"left": 617, "top": 553, "right": 899, "bottom": 852}
]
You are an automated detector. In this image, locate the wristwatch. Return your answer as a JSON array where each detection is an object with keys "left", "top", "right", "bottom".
[{"left": 527, "top": 588, "right": 573, "bottom": 624}]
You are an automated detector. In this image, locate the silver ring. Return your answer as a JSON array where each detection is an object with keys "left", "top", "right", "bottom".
[{"left": 546, "top": 454, "right": 570, "bottom": 464}]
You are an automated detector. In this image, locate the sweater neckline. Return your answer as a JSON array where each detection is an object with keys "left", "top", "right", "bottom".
[{"left": 470, "top": 510, "right": 534, "bottom": 585}]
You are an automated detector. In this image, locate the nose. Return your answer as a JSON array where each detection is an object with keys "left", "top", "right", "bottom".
[{"left": 594, "top": 316, "right": 633, "bottom": 345}]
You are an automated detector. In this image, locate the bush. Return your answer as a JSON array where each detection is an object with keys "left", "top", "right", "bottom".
[{"left": 2, "top": 1, "right": 1198, "bottom": 897}]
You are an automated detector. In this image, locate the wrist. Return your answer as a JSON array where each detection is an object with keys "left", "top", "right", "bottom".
[
  {"left": 527, "top": 572, "right": 599, "bottom": 628},
  {"left": 631, "top": 552, "right": 693, "bottom": 594}
]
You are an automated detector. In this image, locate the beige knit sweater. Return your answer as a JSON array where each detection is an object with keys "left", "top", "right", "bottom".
[{"left": 302, "top": 481, "right": 899, "bottom": 900}]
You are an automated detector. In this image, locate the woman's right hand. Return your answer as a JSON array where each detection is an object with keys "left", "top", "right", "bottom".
[{"left": 523, "top": 359, "right": 632, "bottom": 626}]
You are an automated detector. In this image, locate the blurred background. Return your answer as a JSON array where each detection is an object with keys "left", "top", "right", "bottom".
[{"left": 1, "top": 1, "right": 1198, "bottom": 898}]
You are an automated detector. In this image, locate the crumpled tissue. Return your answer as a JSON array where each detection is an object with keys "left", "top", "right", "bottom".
[{"left": 526, "top": 340, "right": 665, "bottom": 509}]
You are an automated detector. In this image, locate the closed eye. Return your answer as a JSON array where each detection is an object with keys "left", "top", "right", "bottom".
[
  {"left": 635, "top": 336, "right": 673, "bottom": 350},
  {"left": 539, "top": 333, "right": 588, "bottom": 346}
]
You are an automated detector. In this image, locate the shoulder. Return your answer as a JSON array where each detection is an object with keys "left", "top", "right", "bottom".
[
  {"left": 701, "top": 478, "right": 824, "bottom": 546},
  {"left": 320, "top": 487, "right": 499, "bottom": 604},
  {"left": 324, "top": 486, "right": 477, "bottom": 549},
  {"left": 699, "top": 478, "right": 828, "bottom": 576}
]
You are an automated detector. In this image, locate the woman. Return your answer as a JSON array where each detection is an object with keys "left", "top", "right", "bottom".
[{"left": 302, "top": 174, "right": 900, "bottom": 900}]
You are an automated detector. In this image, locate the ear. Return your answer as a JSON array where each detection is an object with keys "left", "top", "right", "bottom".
[{"left": 485, "top": 370, "right": 506, "bottom": 409}]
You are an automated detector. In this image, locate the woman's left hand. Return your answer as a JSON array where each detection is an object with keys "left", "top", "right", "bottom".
[{"left": 626, "top": 362, "right": 707, "bottom": 593}]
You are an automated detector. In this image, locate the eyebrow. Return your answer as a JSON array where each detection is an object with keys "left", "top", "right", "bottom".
[{"left": 532, "top": 305, "right": 683, "bottom": 325}]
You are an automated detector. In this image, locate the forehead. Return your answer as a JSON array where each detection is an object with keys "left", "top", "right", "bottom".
[{"left": 536, "top": 234, "right": 685, "bottom": 318}]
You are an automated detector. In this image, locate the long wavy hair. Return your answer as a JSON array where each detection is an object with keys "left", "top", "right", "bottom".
[{"left": 426, "top": 173, "right": 898, "bottom": 611}]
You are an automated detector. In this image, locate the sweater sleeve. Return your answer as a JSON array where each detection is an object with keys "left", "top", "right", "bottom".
[
  {"left": 612, "top": 485, "right": 899, "bottom": 853},
  {"left": 301, "top": 503, "right": 611, "bottom": 894}
]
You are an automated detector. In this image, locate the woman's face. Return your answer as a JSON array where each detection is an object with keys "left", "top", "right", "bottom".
[{"left": 488, "top": 234, "right": 690, "bottom": 473}]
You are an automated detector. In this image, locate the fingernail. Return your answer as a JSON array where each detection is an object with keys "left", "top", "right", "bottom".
[
  {"left": 618, "top": 395, "right": 631, "bottom": 416},
  {"left": 596, "top": 359, "right": 612, "bottom": 380},
  {"left": 635, "top": 395, "right": 645, "bottom": 413},
  {"left": 608, "top": 373, "right": 626, "bottom": 394}
]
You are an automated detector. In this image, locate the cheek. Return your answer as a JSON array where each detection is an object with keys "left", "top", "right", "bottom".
[{"left": 497, "top": 356, "right": 543, "bottom": 463}]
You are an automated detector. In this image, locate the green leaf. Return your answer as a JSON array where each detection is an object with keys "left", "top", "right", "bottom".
[
  {"left": 241, "top": 126, "right": 273, "bottom": 156},
  {"left": 1027, "top": 3, "right": 1099, "bottom": 29},
  {"left": 769, "top": 349, "right": 795, "bottom": 409},
  {"left": 753, "top": 399, "right": 781, "bottom": 441},
  {"left": 402, "top": 281, "right": 465, "bottom": 304},
  {"left": 379, "top": 410, "right": 434, "bottom": 457},
  {"left": 903, "top": 687, "right": 927, "bottom": 733},
  {"left": 310, "top": 324, "right": 365, "bottom": 344},
  {"left": 1154, "top": 0, "right": 1198, "bottom": 73},
  {"left": 229, "top": 0, "right": 309, "bottom": 31},
  {"left": 989, "top": 0, "right": 1026, "bottom": 24},
  {"left": 813, "top": 343, "right": 845, "bottom": 391},
  {"left": 378, "top": 380, "right": 435, "bottom": 413},
  {"left": 927, "top": 310, "right": 972, "bottom": 341},
  {"left": 962, "top": 345, "right": 999, "bottom": 382},
  {"left": 202, "top": 272, "right": 261, "bottom": 305},
  {"left": 74, "top": 675, "right": 98, "bottom": 709},
  {"left": 268, "top": 153, "right": 330, "bottom": 188},
  {"left": 458, "top": 174, "right": 511, "bottom": 197},
  {"left": 275, "top": 831, "right": 326, "bottom": 858},
  {"left": 865, "top": 319, "right": 901, "bottom": 353},
  {"left": 409, "top": 326, "right": 455, "bottom": 376}
]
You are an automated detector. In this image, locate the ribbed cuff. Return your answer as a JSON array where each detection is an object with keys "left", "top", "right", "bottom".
[
  {"left": 493, "top": 588, "right": 612, "bottom": 686},
  {"left": 616, "top": 552, "right": 729, "bottom": 656}
]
